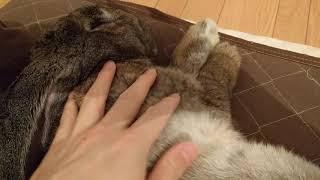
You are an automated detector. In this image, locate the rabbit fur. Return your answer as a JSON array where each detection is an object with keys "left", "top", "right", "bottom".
[{"left": 1, "top": 5, "right": 320, "bottom": 180}]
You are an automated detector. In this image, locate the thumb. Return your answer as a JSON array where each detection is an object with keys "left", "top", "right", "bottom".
[{"left": 148, "top": 142, "right": 198, "bottom": 180}]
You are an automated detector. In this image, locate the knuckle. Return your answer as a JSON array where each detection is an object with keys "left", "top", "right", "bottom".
[
  {"left": 110, "top": 133, "right": 137, "bottom": 150},
  {"left": 118, "top": 91, "right": 129, "bottom": 99},
  {"left": 84, "top": 93, "right": 103, "bottom": 103},
  {"left": 145, "top": 105, "right": 161, "bottom": 115},
  {"left": 118, "top": 90, "right": 138, "bottom": 103},
  {"left": 84, "top": 92, "right": 96, "bottom": 101},
  {"left": 166, "top": 158, "right": 180, "bottom": 170},
  {"left": 85, "top": 127, "right": 106, "bottom": 142},
  {"left": 145, "top": 107, "right": 156, "bottom": 115},
  {"left": 77, "top": 134, "right": 94, "bottom": 148}
]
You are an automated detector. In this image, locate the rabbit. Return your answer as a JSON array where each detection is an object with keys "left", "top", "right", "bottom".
[
  {"left": 0, "top": 5, "right": 157, "bottom": 179},
  {"left": 1, "top": 5, "right": 320, "bottom": 180}
]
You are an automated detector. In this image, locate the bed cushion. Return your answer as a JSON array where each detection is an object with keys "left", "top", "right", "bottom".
[{"left": 1, "top": 0, "right": 320, "bottom": 178}]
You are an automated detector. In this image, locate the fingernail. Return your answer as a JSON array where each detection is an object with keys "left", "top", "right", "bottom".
[
  {"left": 68, "top": 92, "right": 75, "bottom": 99},
  {"left": 169, "top": 93, "right": 180, "bottom": 99},
  {"left": 180, "top": 142, "right": 198, "bottom": 163},
  {"left": 145, "top": 68, "right": 157, "bottom": 76},
  {"left": 104, "top": 61, "right": 115, "bottom": 70}
]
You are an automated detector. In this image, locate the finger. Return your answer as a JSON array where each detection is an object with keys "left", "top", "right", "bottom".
[
  {"left": 53, "top": 93, "right": 78, "bottom": 143},
  {"left": 148, "top": 142, "right": 198, "bottom": 180},
  {"left": 100, "top": 68, "right": 157, "bottom": 129},
  {"left": 72, "top": 61, "right": 116, "bottom": 136},
  {"left": 130, "top": 93, "right": 180, "bottom": 148}
]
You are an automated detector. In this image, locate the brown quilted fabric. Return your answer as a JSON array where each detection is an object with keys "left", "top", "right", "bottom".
[{"left": 0, "top": 0, "right": 319, "bottom": 177}]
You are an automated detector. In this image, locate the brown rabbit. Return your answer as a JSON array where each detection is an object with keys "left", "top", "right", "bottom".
[{"left": 1, "top": 5, "right": 319, "bottom": 180}]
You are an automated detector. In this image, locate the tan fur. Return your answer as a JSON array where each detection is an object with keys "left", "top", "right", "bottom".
[{"left": 73, "top": 18, "right": 320, "bottom": 179}]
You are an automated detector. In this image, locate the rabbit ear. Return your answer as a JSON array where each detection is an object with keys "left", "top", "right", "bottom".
[
  {"left": 71, "top": 6, "right": 115, "bottom": 31},
  {"left": 100, "top": 8, "right": 113, "bottom": 21},
  {"left": 86, "top": 8, "right": 115, "bottom": 32}
]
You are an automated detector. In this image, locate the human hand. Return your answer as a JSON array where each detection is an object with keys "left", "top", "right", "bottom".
[{"left": 30, "top": 61, "right": 198, "bottom": 180}]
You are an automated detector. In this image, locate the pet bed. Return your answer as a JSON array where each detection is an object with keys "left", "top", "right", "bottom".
[{"left": 0, "top": 0, "right": 319, "bottom": 178}]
